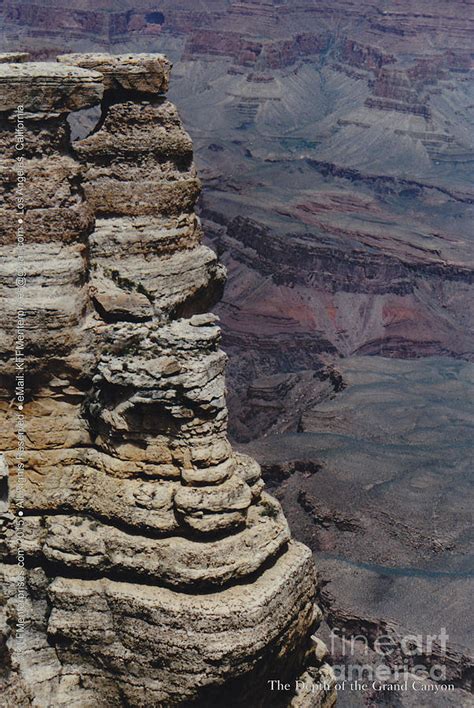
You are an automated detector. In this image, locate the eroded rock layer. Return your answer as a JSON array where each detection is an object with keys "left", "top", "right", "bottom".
[
  {"left": 0, "top": 55, "right": 335, "bottom": 706},
  {"left": 2, "top": 1, "right": 472, "bottom": 445}
]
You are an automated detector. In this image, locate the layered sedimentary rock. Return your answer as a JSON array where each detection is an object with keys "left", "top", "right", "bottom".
[
  {"left": 1, "top": 5, "right": 472, "bottom": 442},
  {"left": 2, "top": 0, "right": 473, "bottom": 57},
  {"left": 0, "top": 55, "right": 335, "bottom": 706},
  {"left": 0, "top": 52, "right": 30, "bottom": 63},
  {"left": 2, "top": 4, "right": 472, "bottom": 704}
]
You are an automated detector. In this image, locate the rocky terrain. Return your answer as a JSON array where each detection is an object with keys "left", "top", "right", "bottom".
[
  {"left": 242, "top": 355, "right": 474, "bottom": 705},
  {"left": 0, "top": 54, "right": 336, "bottom": 706},
  {"left": 1, "top": 1, "right": 472, "bottom": 436},
  {"left": 0, "top": 1, "right": 473, "bottom": 705}
]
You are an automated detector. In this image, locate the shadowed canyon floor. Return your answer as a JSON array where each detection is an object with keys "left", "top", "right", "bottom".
[{"left": 241, "top": 356, "right": 474, "bottom": 704}]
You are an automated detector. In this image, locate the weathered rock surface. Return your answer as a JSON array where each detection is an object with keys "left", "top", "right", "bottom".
[
  {"left": 0, "top": 61, "right": 103, "bottom": 112},
  {"left": 2, "top": 4, "right": 472, "bottom": 705},
  {"left": 58, "top": 52, "right": 171, "bottom": 92},
  {"left": 70, "top": 0, "right": 470, "bottom": 445},
  {"left": 0, "top": 52, "right": 29, "bottom": 63},
  {"left": 2, "top": 0, "right": 472, "bottom": 442},
  {"left": 0, "top": 54, "right": 335, "bottom": 707}
]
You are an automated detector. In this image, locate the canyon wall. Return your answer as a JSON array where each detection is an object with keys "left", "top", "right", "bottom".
[
  {"left": 0, "top": 55, "right": 335, "bottom": 707},
  {"left": 0, "top": 2, "right": 472, "bottom": 703},
  {"left": 1, "top": 8, "right": 472, "bottom": 433}
]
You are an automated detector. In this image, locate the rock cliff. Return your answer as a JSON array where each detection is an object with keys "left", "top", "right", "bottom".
[
  {"left": 0, "top": 54, "right": 336, "bottom": 706},
  {"left": 1, "top": 2, "right": 472, "bottom": 443},
  {"left": 2, "top": 5, "right": 472, "bottom": 703}
]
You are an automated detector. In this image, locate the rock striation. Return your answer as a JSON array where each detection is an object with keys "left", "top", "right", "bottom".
[
  {"left": 0, "top": 54, "right": 335, "bottom": 706},
  {"left": 1, "top": 2, "right": 472, "bottom": 443}
]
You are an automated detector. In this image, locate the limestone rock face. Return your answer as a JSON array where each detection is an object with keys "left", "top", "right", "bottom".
[
  {"left": 0, "top": 53, "right": 30, "bottom": 63},
  {"left": 0, "top": 54, "right": 335, "bottom": 707},
  {"left": 0, "top": 61, "right": 103, "bottom": 113},
  {"left": 57, "top": 52, "right": 172, "bottom": 93}
]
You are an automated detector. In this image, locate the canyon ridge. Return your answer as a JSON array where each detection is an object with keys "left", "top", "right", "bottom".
[{"left": 0, "top": 1, "right": 473, "bottom": 705}]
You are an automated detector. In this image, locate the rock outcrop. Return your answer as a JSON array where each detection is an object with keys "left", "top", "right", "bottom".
[
  {"left": 0, "top": 55, "right": 335, "bottom": 706},
  {"left": 1, "top": 3, "right": 472, "bottom": 444}
]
